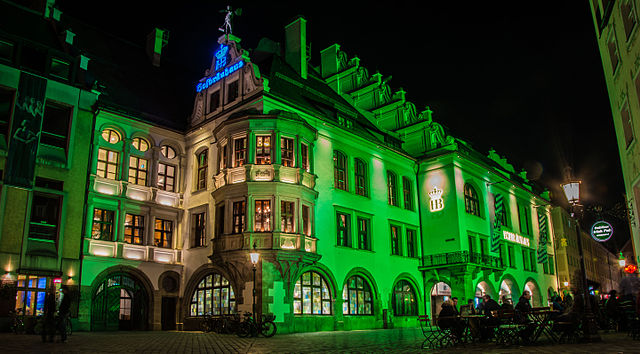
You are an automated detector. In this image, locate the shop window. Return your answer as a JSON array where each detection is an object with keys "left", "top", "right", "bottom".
[
  {"left": 131, "top": 137, "right": 149, "bottom": 152},
  {"left": 342, "top": 275, "right": 373, "bottom": 315},
  {"left": 255, "top": 135, "right": 271, "bottom": 165},
  {"left": 154, "top": 219, "right": 173, "bottom": 248},
  {"left": 124, "top": 214, "right": 144, "bottom": 245},
  {"left": 209, "top": 90, "right": 220, "bottom": 112},
  {"left": 255, "top": 200, "right": 271, "bottom": 232},
  {"left": 196, "top": 149, "right": 208, "bottom": 190},
  {"left": 357, "top": 217, "right": 370, "bottom": 251},
  {"left": 233, "top": 137, "right": 246, "bottom": 167},
  {"left": 391, "top": 224, "right": 401, "bottom": 255},
  {"left": 281, "top": 201, "right": 294, "bottom": 233},
  {"left": 281, "top": 137, "right": 294, "bottom": 167},
  {"left": 101, "top": 129, "right": 121, "bottom": 144},
  {"left": 49, "top": 58, "right": 70, "bottom": 80},
  {"left": 387, "top": 171, "right": 398, "bottom": 206},
  {"left": 302, "top": 205, "right": 311, "bottom": 236},
  {"left": 294, "top": 271, "right": 332, "bottom": 315},
  {"left": 464, "top": 183, "right": 480, "bottom": 216},
  {"left": 232, "top": 200, "right": 245, "bottom": 234},
  {"left": 354, "top": 158, "right": 368, "bottom": 197},
  {"left": 41, "top": 101, "right": 71, "bottom": 150},
  {"left": 15, "top": 275, "right": 58, "bottom": 316},
  {"left": 0, "top": 86, "right": 15, "bottom": 140},
  {"left": 189, "top": 273, "right": 235, "bottom": 316},
  {"left": 160, "top": 145, "right": 176, "bottom": 159},
  {"left": 97, "top": 148, "right": 119, "bottom": 180},
  {"left": 128, "top": 156, "right": 148, "bottom": 186},
  {"left": 227, "top": 80, "right": 239, "bottom": 103},
  {"left": 28, "top": 193, "right": 61, "bottom": 242},
  {"left": 193, "top": 212, "right": 206, "bottom": 247},
  {"left": 392, "top": 280, "right": 417, "bottom": 316},
  {"left": 621, "top": 103, "right": 634, "bottom": 148},
  {"left": 402, "top": 177, "right": 413, "bottom": 210},
  {"left": 157, "top": 163, "right": 175, "bottom": 192},
  {"left": 406, "top": 229, "right": 417, "bottom": 258},
  {"left": 333, "top": 150, "right": 347, "bottom": 190},
  {"left": 301, "top": 143, "right": 309, "bottom": 172},
  {"left": 336, "top": 212, "right": 351, "bottom": 247},
  {"left": 622, "top": 0, "right": 638, "bottom": 40},
  {"left": 92, "top": 208, "right": 114, "bottom": 241}
]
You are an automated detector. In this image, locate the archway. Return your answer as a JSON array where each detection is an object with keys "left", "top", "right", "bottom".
[
  {"left": 430, "top": 282, "right": 451, "bottom": 319},
  {"left": 475, "top": 280, "right": 496, "bottom": 306},
  {"left": 524, "top": 279, "right": 543, "bottom": 307},
  {"left": 499, "top": 279, "right": 516, "bottom": 303},
  {"left": 91, "top": 272, "right": 149, "bottom": 331}
]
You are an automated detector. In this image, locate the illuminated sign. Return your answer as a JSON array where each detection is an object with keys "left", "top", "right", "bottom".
[
  {"left": 625, "top": 264, "right": 638, "bottom": 274},
  {"left": 428, "top": 186, "right": 444, "bottom": 212},
  {"left": 591, "top": 220, "right": 613, "bottom": 242},
  {"left": 502, "top": 230, "right": 530, "bottom": 247},
  {"left": 196, "top": 44, "right": 244, "bottom": 92}
]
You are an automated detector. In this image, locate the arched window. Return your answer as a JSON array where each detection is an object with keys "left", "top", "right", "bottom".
[
  {"left": 387, "top": 171, "right": 398, "bottom": 206},
  {"left": 101, "top": 128, "right": 121, "bottom": 144},
  {"left": 189, "top": 273, "right": 235, "bottom": 316},
  {"left": 354, "top": 158, "right": 367, "bottom": 197},
  {"left": 342, "top": 275, "right": 373, "bottom": 315},
  {"left": 161, "top": 145, "right": 176, "bottom": 159},
  {"left": 333, "top": 150, "right": 347, "bottom": 190},
  {"left": 131, "top": 137, "right": 149, "bottom": 152},
  {"left": 464, "top": 183, "right": 480, "bottom": 216},
  {"left": 392, "top": 280, "right": 417, "bottom": 316},
  {"left": 293, "top": 271, "right": 332, "bottom": 315},
  {"left": 196, "top": 149, "right": 208, "bottom": 190}
]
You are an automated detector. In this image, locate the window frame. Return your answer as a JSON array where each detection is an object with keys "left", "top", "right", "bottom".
[
  {"left": 356, "top": 216, "right": 371, "bottom": 251},
  {"left": 196, "top": 149, "right": 208, "bottom": 190},
  {"left": 402, "top": 177, "right": 413, "bottom": 210},
  {"left": 464, "top": 183, "right": 481, "bottom": 217},
  {"left": 96, "top": 148, "right": 119, "bottom": 180},
  {"left": 354, "top": 158, "right": 368, "bottom": 197},
  {"left": 124, "top": 213, "right": 144, "bottom": 245},
  {"left": 281, "top": 200, "right": 295, "bottom": 233},
  {"left": 128, "top": 155, "right": 148, "bottom": 186},
  {"left": 232, "top": 200, "right": 246, "bottom": 234},
  {"left": 154, "top": 218, "right": 173, "bottom": 248},
  {"left": 293, "top": 271, "right": 332, "bottom": 315},
  {"left": 28, "top": 192, "right": 61, "bottom": 243},
  {"left": 390, "top": 224, "right": 402, "bottom": 256},
  {"left": 157, "top": 162, "right": 176, "bottom": 192},
  {"left": 131, "top": 137, "right": 149, "bottom": 152},
  {"left": 280, "top": 136, "right": 294, "bottom": 167},
  {"left": 92, "top": 208, "right": 115, "bottom": 241},
  {"left": 342, "top": 275, "right": 374, "bottom": 315},
  {"left": 193, "top": 212, "right": 207, "bottom": 247},
  {"left": 300, "top": 142, "right": 310, "bottom": 172},
  {"left": 41, "top": 100, "right": 72, "bottom": 151},
  {"left": 189, "top": 273, "right": 236, "bottom": 317},
  {"left": 333, "top": 150, "right": 348, "bottom": 191},
  {"left": 387, "top": 171, "right": 398, "bottom": 206},
  {"left": 233, "top": 137, "right": 247, "bottom": 167},
  {"left": 255, "top": 135, "right": 272, "bottom": 165},
  {"left": 392, "top": 280, "right": 418, "bottom": 316},
  {"left": 336, "top": 211, "right": 351, "bottom": 247},
  {"left": 254, "top": 199, "right": 272, "bottom": 232},
  {"left": 406, "top": 228, "right": 417, "bottom": 258}
]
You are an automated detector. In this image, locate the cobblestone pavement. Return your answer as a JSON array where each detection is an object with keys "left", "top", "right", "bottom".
[{"left": 1, "top": 328, "right": 638, "bottom": 353}]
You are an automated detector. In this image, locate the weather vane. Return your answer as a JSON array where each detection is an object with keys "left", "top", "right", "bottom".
[{"left": 219, "top": 5, "right": 242, "bottom": 36}]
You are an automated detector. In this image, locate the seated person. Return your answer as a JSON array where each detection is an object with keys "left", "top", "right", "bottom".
[
  {"left": 438, "top": 300, "right": 464, "bottom": 339},
  {"left": 515, "top": 290, "right": 535, "bottom": 344},
  {"left": 500, "top": 296, "right": 514, "bottom": 310},
  {"left": 479, "top": 294, "right": 500, "bottom": 341}
]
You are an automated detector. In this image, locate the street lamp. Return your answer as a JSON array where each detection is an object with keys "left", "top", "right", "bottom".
[
  {"left": 249, "top": 243, "right": 260, "bottom": 316},
  {"left": 619, "top": 252, "right": 626, "bottom": 268},
  {"left": 561, "top": 180, "right": 601, "bottom": 342}
]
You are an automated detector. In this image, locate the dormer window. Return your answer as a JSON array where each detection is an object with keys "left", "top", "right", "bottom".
[{"left": 209, "top": 90, "right": 220, "bottom": 112}]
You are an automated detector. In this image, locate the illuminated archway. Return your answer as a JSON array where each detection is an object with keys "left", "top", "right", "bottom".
[
  {"left": 524, "top": 279, "right": 543, "bottom": 307},
  {"left": 430, "top": 281, "right": 451, "bottom": 319}
]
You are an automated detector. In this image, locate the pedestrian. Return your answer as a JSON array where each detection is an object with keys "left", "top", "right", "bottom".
[
  {"left": 41, "top": 285, "right": 56, "bottom": 343},
  {"left": 57, "top": 285, "right": 71, "bottom": 343}
]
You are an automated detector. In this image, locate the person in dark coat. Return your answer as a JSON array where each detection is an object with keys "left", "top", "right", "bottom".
[
  {"left": 57, "top": 285, "right": 72, "bottom": 343},
  {"left": 500, "top": 295, "right": 514, "bottom": 310},
  {"left": 479, "top": 295, "right": 500, "bottom": 341},
  {"left": 41, "top": 286, "right": 56, "bottom": 343},
  {"left": 515, "top": 290, "right": 535, "bottom": 344},
  {"left": 438, "top": 300, "right": 464, "bottom": 339}
]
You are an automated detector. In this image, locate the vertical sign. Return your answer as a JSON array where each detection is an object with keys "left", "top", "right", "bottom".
[
  {"left": 428, "top": 187, "right": 444, "bottom": 212},
  {"left": 4, "top": 73, "right": 47, "bottom": 189}
]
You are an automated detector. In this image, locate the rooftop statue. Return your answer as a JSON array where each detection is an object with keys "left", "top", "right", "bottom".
[{"left": 219, "top": 5, "right": 242, "bottom": 36}]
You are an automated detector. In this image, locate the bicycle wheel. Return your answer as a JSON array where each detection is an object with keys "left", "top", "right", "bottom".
[
  {"left": 260, "top": 321, "right": 277, "bottom": 338},
  {"left": 236, "top": 322, "right": 251, "bottom": 338}
]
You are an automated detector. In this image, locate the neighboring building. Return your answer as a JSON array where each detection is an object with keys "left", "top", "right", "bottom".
[
  {"left": 590, "top": 0, "right": 640, "bottom": 266},
  {"left": 551, "top": 206, "right": 621, "bottom": 296},
  {"left": 0, "top": 0, "right": 98, "bottom": 327}
]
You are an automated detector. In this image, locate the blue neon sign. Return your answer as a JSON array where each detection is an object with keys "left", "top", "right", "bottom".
[{"left": 195, "top": 44, "right": 244, "bottom": 92}]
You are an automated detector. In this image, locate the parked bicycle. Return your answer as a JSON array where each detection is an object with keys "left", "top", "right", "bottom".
[
  {"left": 9, "top": 309, "right": 25, "bottom": 334},
  {"left": 236, "top": 312, "right": 277, "bottom": 338}
]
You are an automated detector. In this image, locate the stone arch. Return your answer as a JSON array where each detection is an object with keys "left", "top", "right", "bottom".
[
  {"left": 498, "top": 273, "right": 521, "bottom": 302},
  {"left": 475, "top": 279, "right": 497, "bottom": 300},
  {"left": 293, "top": 263, "right": 338, "bottom": 304},
  {"left": 426, "top": 277, "right": 452, "bottom": 319},
  {"left": 523, "top": 277, "right": 543, "bottom": 307},
  {"left": 183, "top": 264, "right": 240, "bottom": 317},
  {"left": 342, "top": 267, "right": 380, "bottom": 301}
]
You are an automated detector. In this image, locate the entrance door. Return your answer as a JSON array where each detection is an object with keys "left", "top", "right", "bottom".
[
  {"left": 92, "top": 273, "right": 148, "bottom": 331},
  {"left": 161, "top": 297, "right": 176, "bottom": 330}
]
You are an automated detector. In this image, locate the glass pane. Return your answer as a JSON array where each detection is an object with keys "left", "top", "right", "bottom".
[
  {"left": 37, "top": 277, "right": 46, "bottom": 289},
  {"left": 358, "top": 291, "right": 364, "bottom": 314},
  {"left": 222, "top": 288, "right": 229, "bottom": 314},
  {"left": 36, "top": 291, "right": 45, "bottom": 315},
  {"left": 364, "top": 291, "right": 371, "bottom": 301},
  {"left": 350, "top": 291, "right": 357, "bottom": 314},
  {"left": 302, "top": 272, "right": 310, "bottom": 285},
  {"left": 221, "top": 276, "right": 229, "bottom": 286},
  {"left": 322, "top": 282, "right": 330, "bottom": 299},
  {"left": 313, "top": 273, "right": 321, "bottom": 286},
  {"left": 294, "top": 282, "right": 301, "bottom": 299},
  {"left": 294, "top": 300, "right": 302, "bottom": 314},
  {"left": 190, "top": 303, "right": 197, "bottom": 316},
  {"left": 313, "top": 287, "right": 321, "bottom": 314},
  {"left": 365, "top": 302, "right": 372, "bottom": 315},
  {"left": 206, "top": 275, "right": 212, "bottom": 287},
  {"left": 323, "top": 301, "right": 331, "bottom": 315},
  {"left": 342, "top": 285, "right": 348, "bottom": 300},
  {"left": 205, "top": 289, "right": 212, "bottom": 315},
  {"left": 303, "top": 286, "right": 311, "bottom": 314},
  {"left": 214, "top": 273, "right": 221, "bottom": 286}
]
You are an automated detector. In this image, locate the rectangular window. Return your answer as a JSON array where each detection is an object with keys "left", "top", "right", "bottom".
[
  {"left": 0, "top": 86, "right": 15, "bottom": 141},
  {"left": 256, "top": 135, "right": 271, "bottom": 165},
  {"left": 227, "top": 80, "right": 239, "bottom": 103},
  {"left": 154, "top": 219, "right": 173, "bottom": 248},
  {"left": 336, "top": 212, "right": 351, "bottom": 247},
  {"left": 357, "top": 217, "right": 370, "bottom": 250},
  {"left": 193, "top": 212, "right": 206, "bottom": 247},
  {"left": 391, "top": 225, "right": 401, "bottom": 255},
  {"left": 622, "top": 0, "right": 638, "bottom": 40},
  {"left": 0, "top": 39, "right": 15, "bottom": 62},
  {"left": 354, "top": 159, "right": 367, "bottom": 197},
  {"left": 15, "top": 275, "right": 57, "bottom": 316},
  {"left": 196, "top": 150, "right": 208, "bottom": 190},
  {"left": 468, "top": 236, "right": 476, "bottom": 254},
  {"left": 333, "top": 151, "right": 347, "bottom": 191},
  {"left": 255, "top": 200, "right": 271, "bottom": 232},
  {"left": 128, "top": 156, "right": 148, "bottom": 186},
  {"left": 522, "top": 249, "right": 530, "bottom": 271},
  {"left": 621, "top": 103, "right": 634, "bottom": 148},
  {"left": 209, "top": 90, "right": 220, "bottom": 112},
  {"left": 219, "top": 143, "right": 227, "bottom": 171},
  {"left": 548, "top": 256, "right": 555, "bottom": 275},
  {"left": 518, "top": 202, "right": 531, "bottom": 235},
  {"left": 232, "top": 201, "right": 245, "bottom": 234},
  {"left": 301, "top": 143, "right": 309, "bottom": 172},
  {"left": 529, "top": 249, "right": 537, "bottom": 272},
  {"left": 28, "top": 193, "right": 61, "bottom": 242},
  {"left": 302, "top": 205, "right": 311, "bottom": 236},
  {"left": 402, "top": 177, "right": 413, "bottom": 210},
  {"left": 233, "top": 137, "right": 246, "bottom": 167},
  {"left": 124, "top": 214, "right": 144, "bottom": 245},
  {"left": 281, "top": 137, "right": 294, "bottom": 167},
  {"left": 92, "top": 208, "right": 114, "bottom": 241},
  {"left": 21, "top": 45, "right": 46, "bottom": 74},
  {"left": 406, "top": 229, "right": 417, "bottom": 258},
  {"left": 479, "top": 238, "right": 488, "bottom": 256},
  {"left": 499, "top": 244, "right": 507, "bottom": 266},
  {"left": 543, "top": 258, "right": 549, "bottom": 274},
  {"left": 281, "top": 201, "right": 294, "bottom": 233},
  {"left": 387, "top": 171, "right": 398, "bottom": 206},
  {"left": 215, "top": 203, "right": 225, "bottom": 237},
  {"left": 157, "top": 163, "right": 175, "bottom": 192},
  {"left": 97, "top": 148, "right": 119, "bottom": 180},
  {"left": 41, "top": 101, "right": 71, "bottom": 150},
  {"left": 608, "top": 31, "right": 619, "bottom": 73},
  {"left": 508, "top": 245, "right": 515, "bottom": 268},
  {"left": 50, "top": 58, "right": 70, "bottom": 80}
]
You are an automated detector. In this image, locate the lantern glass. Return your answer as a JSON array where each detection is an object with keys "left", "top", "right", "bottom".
[
  {"left": 250, "top": 251, "right": 259, "bottom": 265},
  {"left": 619, "top": 258, "right": 626, "bottom": 267},
  {"left": 561, "top": 181, "right": 581, "bottom": 205}
]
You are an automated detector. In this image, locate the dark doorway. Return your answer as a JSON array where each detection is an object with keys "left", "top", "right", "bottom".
[
  {"left": 91, "top": 273, "right": 148, "bottom": 331},
  {"left": 161, "top": 297, "right": 176, "bottom": 330}
]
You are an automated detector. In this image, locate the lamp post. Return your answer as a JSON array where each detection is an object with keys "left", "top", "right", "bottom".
[
  {"left": 249, "top": 244, "right": 260, "bottom": 317},
  {"left": 561, "top": 180, "right": 601, "bottom": 342}
]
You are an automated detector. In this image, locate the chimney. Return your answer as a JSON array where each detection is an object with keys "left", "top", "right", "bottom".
[
  {"left": 320, "top": 44, "right": 340, "bottom": 78},
  {"left": 146, "top": 28, "right": 169, "bottom": 67},
  {"left": 285, "top": 16, "right": 307, "bottom": 79}
]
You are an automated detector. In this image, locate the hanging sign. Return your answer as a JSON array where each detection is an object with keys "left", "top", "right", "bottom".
[
  {"left": 428, "top": 186, "right": 444, "bottom": 212},
  {"left": 590, "top": 220, "right": 613, "bottom": 242},
  {"left": 502, "top": 230, "right": 530, "bottom": 247}
]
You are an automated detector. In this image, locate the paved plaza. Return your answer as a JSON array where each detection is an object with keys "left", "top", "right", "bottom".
[{"left": 1, "top": 328, "right": 638, "bottom": 353}]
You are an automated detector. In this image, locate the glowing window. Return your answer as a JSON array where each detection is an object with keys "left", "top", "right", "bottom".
[
  {"left": 342, "top": 275, "right": 373, "bottom": 315},
  {"left": 392, "top": 280, "right": 417, "bottom": 316},
  {"left": 294, "top": 271, "right": 332, "bottom": 315},
  {"left": 189, "top": 273, "right": 235, "bottom": 317},
  {"left": 101, "top": 129, "right": 121, "bottom": 144},
  {"left": 161, "top": 145, "right": 176, "bottom": 159},
  {"left": 132, "top": 137, "right": 149, "bottom": 152}
]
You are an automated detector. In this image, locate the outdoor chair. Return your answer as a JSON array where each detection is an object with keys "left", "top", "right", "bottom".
[
  {"left": 435, "top": 315, "right": 459, "bottom": 348},
  {"left": 492, "top": 309, "right": 524, "bottom": 346},
  {"left": 418, "top": 315, "right": 441, "bottom": 349},
  {"left": 555, "top": 320, "right": 581, "bottom": 343}
]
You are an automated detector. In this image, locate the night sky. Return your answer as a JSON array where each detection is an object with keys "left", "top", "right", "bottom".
[{"left": 56, "top": 1, "right": 629, "bottom": 250}]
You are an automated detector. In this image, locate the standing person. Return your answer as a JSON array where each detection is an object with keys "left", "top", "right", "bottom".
[
  {"left": 57, "top": 285, "right": 71, "bottom": 343},
  {"left": 41, "top": 286, "right": 56, "bottom": 343}
]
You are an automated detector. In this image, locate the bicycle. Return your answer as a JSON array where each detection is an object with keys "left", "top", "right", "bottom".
[{"left": 236, "top": 312, "right": 277, "bottom": 338}]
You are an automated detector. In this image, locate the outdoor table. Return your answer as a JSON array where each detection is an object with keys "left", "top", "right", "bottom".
[
  {"left": 528, "top": 309, "right": 559, "bottom": 343},
  {"left": 460, "top": 315, "right": 484, "bottom": 342}
]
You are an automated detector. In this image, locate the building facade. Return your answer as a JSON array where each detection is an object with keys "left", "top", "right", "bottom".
[{"left": 590, "top": 0, "right": 640, "bottom": 266}]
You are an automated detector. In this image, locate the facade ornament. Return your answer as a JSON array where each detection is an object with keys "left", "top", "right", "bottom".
[{"left": 218, "top": 5, "right": 242, "bottom": 36}]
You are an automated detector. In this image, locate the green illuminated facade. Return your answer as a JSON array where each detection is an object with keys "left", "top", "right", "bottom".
[{"left": 0, "top": 3, "right": 558, "bottom": 333}]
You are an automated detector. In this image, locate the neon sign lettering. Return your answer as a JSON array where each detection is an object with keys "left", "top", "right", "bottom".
[
  {"left": 196, "top": 60, "right": 244, "bottom": 92},
  {"left": 215, "top": 45, "right": 229, "bottom": 71},
  {"left": 428, "top": 186, "right": 444, "bottom": 212},
  {"left": 502, "top": 230, "right": 530, "bottom": 247}
]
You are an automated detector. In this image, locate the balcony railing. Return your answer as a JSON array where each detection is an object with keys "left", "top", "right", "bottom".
[
  {"left": 212, "top": 232, "right": 317, "bottom": 254},
  {"left": 213, "top": 165, "right": 316, "bottom": 190},
  {"left": 420, "top": 251, "right": 505, "bottom": 270}
]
